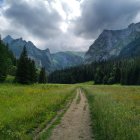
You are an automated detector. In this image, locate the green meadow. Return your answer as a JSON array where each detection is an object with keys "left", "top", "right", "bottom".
[
  {"left": 84, "top": 85, "right": 140, "bottom": 140},
  {"left": 0, "top": 83, "right": 140, "bottom": 140},
  {"left": 0, "top": 84, "right": 75, "bottom": 139}
]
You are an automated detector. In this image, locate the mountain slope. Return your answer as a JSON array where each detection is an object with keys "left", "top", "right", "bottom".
[
  {"left": 3, "top": 36, "right": 84, "bottom": 71},
  {"left": 3, "top": 35, "right": 53, "bottom": 71},
  {"left": 119, "top": 37, "right": 140, "bottom": 58},
  {"left": 85, "top": 22, "right": 140, "bottom": 63},
  {"left": 52, "top": 51, "right": 84, "bottom": 70}
]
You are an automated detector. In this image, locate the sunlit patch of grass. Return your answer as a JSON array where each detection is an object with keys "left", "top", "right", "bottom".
[
  {"left": 76, "top": 81, "right": 94, "bottom": 85},
  {"left": 0, "top": 84, "right": 76, "bottom": 139},
  {"left": 84, "top": 85, "right": 140, "bottom": 140},
  {"left": 5, "top": 75, "right": 14, "bottom": 83}
]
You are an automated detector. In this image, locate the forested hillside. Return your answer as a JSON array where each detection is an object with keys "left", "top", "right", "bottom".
[
  {"left": 48, "top": 57, "right": 140, "bottom": 85},
  {"left": 0, "top": 37, "right": 16, "bottom": 82},
  {"left": 0, "top": 38, "right": 47, "bottom": 84}
]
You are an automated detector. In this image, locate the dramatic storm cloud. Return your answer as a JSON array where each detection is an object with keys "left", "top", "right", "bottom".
[
  {"left": 0, "top": 0, "right": 140, "bottom": 52},
  {"left": 4, "top": 0, "right": 62, "bottom": 38},
  {"left": 74, "top": 0, "right": 140, "bottom": 38}
]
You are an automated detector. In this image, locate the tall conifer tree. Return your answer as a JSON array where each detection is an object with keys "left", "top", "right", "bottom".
[
  {"left": 29, "top": 59, "right": 37, "bottom": 83},
  {"left": 16, "top": 46, "right": 37, "bottom": 84},
  {"left": 0, "top": 41, "right": 7, "bottom": 82},
  {"left": 39, "top": 67, "right": 47, "bottom": 83},
  {"left": 16, "top": 46, "right": 29, "bottom": 84}
]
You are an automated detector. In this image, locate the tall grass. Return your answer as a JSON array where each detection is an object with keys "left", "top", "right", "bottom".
[
  {"left": 85, "top": 85, "right": 140, "bottom": 140},
  {"left": 0, "top": 84, "right": 75, "bottom": 139}
]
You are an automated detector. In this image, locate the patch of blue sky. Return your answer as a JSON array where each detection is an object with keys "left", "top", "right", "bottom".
[{"left": 0, "top": 0, "right": 3, "bottom": 4}]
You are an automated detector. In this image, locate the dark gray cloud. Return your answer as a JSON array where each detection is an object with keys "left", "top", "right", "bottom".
[
  {"left": 74, "top": 0, "right": 140, "bottom": 38},
  {"left": 0, "top": 0, "right": 140, "bottom": 52},
  {"left": 4, "top": 0, "right": 62, "bottom": 39}
]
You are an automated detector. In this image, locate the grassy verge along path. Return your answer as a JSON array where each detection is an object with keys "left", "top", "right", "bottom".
[
  {"left": 0, "top": 84, "right": 75, "bottom": 140},
  {"left": 34, "top": 89, "right": 76, "bottom": 140},
  {"left": 84, "top": 85, "right": 140, "bottom": 140}
]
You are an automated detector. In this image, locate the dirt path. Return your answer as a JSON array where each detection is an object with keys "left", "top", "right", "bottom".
[{"left": 49, "top": 88, "right": 93, "bottom": 140}]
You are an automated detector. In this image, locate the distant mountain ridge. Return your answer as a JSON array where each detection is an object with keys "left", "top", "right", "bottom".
[
  {"left": 3, "top": 35, "right": 84, "bottom": 72},
  {"left": 85, "top": 22, "right": 140, "bottom": 63},
  {"left": 4, "top": 22, "right": 140, "bottom": 72},
  {"left": 52, "top": 51, "right": 84, "bottom": 70}
]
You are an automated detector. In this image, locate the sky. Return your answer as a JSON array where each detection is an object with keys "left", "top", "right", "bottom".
[{"left": 0, "top": 0, "right": 140, "bottom": 52}]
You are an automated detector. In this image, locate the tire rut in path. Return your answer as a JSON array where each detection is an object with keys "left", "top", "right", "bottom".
[{"left": 49, "top": 88, "right": 93, "bottom": 140}]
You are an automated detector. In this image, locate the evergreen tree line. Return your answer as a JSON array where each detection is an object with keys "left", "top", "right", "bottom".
[
  {"left": 48, "top": 64, "right": 94, "bottom": 84},
  {"left": 15, "top": 47, "right": 47, "bottom": 84},
  {"left": 48, "top": 65, "right": 95, "bottom": 84},
  {"left": 48, "top": 57, "right": 140, "bottom": 85},
  {"left": 0, "top": 37, "right": 16, "bottom": 82},
  {"left": 1, "top": 35, "right": 139, "bottom": 85},
  {"left": 0, "top": 40, "right": 47, "bottom": 84},
  {"left": 15, "top": 47, "right": 37, "bottom": 84}
]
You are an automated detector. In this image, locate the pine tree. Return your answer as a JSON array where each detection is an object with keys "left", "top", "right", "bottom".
[
  {"left": 115, "top": 66, "right": 121, "bottom": 83},
  {"left": 39, "top": 67, "right": 47, "bottom": 83},
  {"left": 0, "top": 39, "right": 14, "bottom": 82},
  {"left": 29, "top": 59, "right": 37, "bottom": 83},
  {"left": 15, "top": 46, "right": 37, "bottom": 84},
  {"left": 15, "top": 46, "right": 29, "bottom": 84},
  {"left": 0, "top": 43, "right": 7, "bottom": 82},
  {"left": 16, "top": 47, "right": 37, "bottom": 84},
  {"left": 94, "top": 67, "right": 103, "bottom": 84},
  {"left": 108, "top": 64, "right": 117, "bottom": 84},
  {"left": 0, "top": 34, "right": 1, "bottom": 44}
]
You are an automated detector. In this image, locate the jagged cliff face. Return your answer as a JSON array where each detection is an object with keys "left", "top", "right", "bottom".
[
  {"left": 85, "top": 22, "right": 140, "bottom": 63},
  {"left": 119, "top": 37, "right": 140, "bottom": 58},
  {"left": 3, "top": 35, "right": 53, "bottom": 71},
  {"left": 3, "top": 36, "right": 84, "bottom": 72}
]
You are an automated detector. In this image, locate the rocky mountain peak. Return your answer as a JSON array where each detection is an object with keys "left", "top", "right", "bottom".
[
  {"left": 128, "top": 22, "right": 140, "bottom": 32},
  {"left": 3, "top": 35, "right": 13, "bottom": 44},
  {"left": 3, "top": 35, "right": 84, "bottom": 72},
  {"left": 4, "top": 35, "right": 13, "bottom": 40},
  {"left": 85, "top": 22, "right": 140, "bottom": 63},
  {"left": 44, "top": 48, "right": 50, "bottom": 52},
  {"left": 3, "top": 36, "right": 53, "bottom": 71}
]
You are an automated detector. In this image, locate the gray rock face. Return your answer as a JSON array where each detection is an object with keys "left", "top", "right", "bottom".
[
  {"left": 3, "top": 36, "right": 84, "bottom": 72},
  {"left": 85, "top": 22, "right": 140, "bottom": 63},
  {"left": 119, "top": 37, "right": 140, "bottom": 58},
  {"left": 3, "top": 36, "right": 53, "bottom": 71},
  {"left": 52, "top": 51, "right": 84, "bottom": 70}
]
